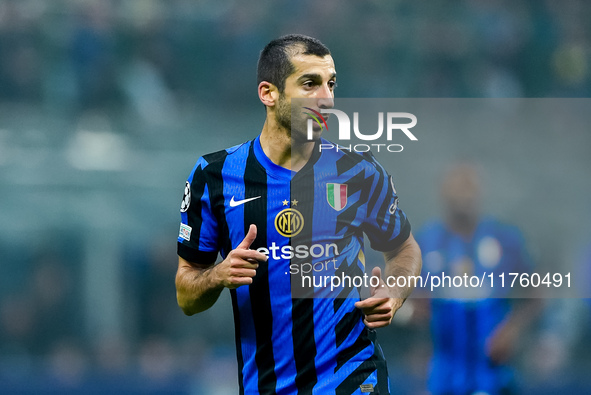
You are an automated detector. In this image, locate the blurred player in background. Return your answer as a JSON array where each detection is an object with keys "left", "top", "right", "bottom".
[
  {"left": 415, "top": 164, "right": 541, "bottom": 395},
  {"left": 174, "top": 34, "right": 422, "bottom": 394}
]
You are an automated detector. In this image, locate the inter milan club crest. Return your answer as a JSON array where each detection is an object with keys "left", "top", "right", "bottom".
[
  {"left": 326, "top": 183, "right": 347, "bottom": 211},
  {"left": 275, "top": 208, "right": 304, "bottom": 237}
]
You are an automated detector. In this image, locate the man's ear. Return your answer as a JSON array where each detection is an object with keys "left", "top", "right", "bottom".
[{"left": 258, "top": 81, "right": 279, "bottom": 107}]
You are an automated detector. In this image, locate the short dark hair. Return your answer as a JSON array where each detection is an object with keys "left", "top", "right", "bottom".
[{"left": 257, "top": 34, "right": 331, "bottom": 93}]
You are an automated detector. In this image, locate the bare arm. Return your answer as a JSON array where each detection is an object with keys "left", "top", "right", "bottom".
[
  {"left": 175, "top": 257, "right": 225, "bottom": 316},
  {"left": 355, "top": 232, "right": 422, "bottom": 328},
  {"left": 383, "top": 232, "right": 423, "bottom": 300},
  {"left": 486, "top": 298, "right": 543, "bottom": 363},
  {"left": 175, "top": 224, "right": 267, "bottom": 316}
]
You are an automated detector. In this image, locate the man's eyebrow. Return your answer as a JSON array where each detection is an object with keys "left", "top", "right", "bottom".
[
  {"left": 297, "top": 73, "right": 321, "bottom": 82},
  {"left": 296, "top": 72, "right": 337, "bottom": 82}
]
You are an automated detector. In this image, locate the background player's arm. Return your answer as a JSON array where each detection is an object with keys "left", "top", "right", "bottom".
[
  {"left": 355, "top": 233, "right": 422, "bottom": 328},
  {"left": 176, "top": 225, "right": 267, "bottom": 316},
  {"left": 486, "top": 298, "right": 543, "bottom": 364},
  {"left": 487, "top": 229, "right": 543, "bottom": 363}
]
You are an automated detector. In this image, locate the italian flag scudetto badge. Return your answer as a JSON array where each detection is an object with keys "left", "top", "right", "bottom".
[{"left": 327, "top": 183, "right": 348, "bottom": 211}]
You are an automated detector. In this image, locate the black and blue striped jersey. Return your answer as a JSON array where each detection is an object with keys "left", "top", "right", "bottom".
[{"left": 178, "top": 136, "right": 411, "bottom": 394}]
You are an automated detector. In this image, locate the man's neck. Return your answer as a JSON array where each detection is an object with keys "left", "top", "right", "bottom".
[{"left": 259, "top": 120, "right": 315, "bottom": 172}]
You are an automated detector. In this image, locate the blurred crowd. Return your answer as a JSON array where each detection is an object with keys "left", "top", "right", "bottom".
[
  {"left": 0, "top": 0, "right": 590, "bottom": 114},
  {"left": 0, "top": 0, "right": 590, "bottom": 393}
]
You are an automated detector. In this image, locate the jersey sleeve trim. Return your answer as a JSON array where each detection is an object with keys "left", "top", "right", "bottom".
[
  {"left": 368, "top": 220, "right": 411, "bottom": 252},
  {"left": 177, "top": 242, "right": 218, "bottom": 265}
]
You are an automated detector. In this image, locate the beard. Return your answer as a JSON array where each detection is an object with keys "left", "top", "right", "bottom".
[
  {"left": 275, "top": 92, "right": 292, "bottom": 136},
  {"left": 274, "top": 93, "right": 315, "bottom": 143}
]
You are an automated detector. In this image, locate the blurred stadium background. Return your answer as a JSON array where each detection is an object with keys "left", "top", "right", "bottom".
[{"left": 0, "top": 0, "right": 590, "bottom": 394}]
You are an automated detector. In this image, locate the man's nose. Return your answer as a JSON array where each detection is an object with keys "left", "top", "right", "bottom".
[{"left": 317, "top": 84, "right": 334, "bottom": 109}]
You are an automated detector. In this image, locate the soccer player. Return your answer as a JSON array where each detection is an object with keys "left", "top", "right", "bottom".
[
  {"left": 416, "top": 164, "right": 540, "bottom": 395},
  {"left": 175, "top": 34, "right": 422, "bottom": 394}
]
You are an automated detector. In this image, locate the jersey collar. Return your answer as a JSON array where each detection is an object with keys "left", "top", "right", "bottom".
[{"left": 253, "top": 136, "right": 322, "bottom": 180}]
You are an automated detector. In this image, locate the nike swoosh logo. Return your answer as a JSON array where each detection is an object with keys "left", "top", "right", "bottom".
[{"left": 229, "top": 196, "right": 261, "bottom": 207}]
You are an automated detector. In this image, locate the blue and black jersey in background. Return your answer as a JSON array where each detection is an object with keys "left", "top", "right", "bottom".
[
  {"left": 178, "top": 136, "right": 410, "bottom": 394},
  {"left": 416, "top": 219, "right": 531, "bottom": 395}
]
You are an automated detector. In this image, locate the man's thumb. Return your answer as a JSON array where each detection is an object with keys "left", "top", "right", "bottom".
[
  {"left": 370, "top": 266, "right": 383, "bottom": 296},
  {"left": 237, "top": 224, "right": 257, "bottom": 249}
]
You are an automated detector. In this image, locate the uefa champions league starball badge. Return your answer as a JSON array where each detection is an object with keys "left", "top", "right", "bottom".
[{"left": 181, "top": 181, "right": 191, "bottom": 212}]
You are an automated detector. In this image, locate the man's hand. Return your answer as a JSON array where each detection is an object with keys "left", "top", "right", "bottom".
[
  {"left": 176, "top": 224, "right": 267, "bottom": 315},
  {"left": 213, "top": 224, "right": 267, "bottom": 289},
  {"left": 486, "top": 320, "right": 519, "bottom": 364},
  {"left": 354, "top": 267, "right": 404, "bottom": 329}
]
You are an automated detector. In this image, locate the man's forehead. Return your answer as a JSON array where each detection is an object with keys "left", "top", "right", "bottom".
[{"left": 289, "top": 53, "right": 336, "bottom": 77}]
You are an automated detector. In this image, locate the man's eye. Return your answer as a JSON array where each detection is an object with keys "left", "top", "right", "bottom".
[
  {"left": 329, "top": 81, "right": 337, "bottom": 89},
  {"left": 303, "top": 81, "right": 314, "bottom": 88}
]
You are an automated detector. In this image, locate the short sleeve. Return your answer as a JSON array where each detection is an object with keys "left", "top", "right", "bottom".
[
  {"left": 502, "top": 224, "right": 533, "bottom": 274},
  {"left": 177, "top": 158, "right": 219, "bottom": 264},
  {"left": 362, "top": 160, "right": 411, "bottom": 251}
]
